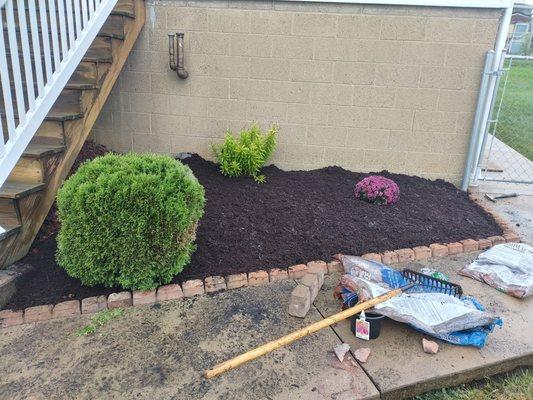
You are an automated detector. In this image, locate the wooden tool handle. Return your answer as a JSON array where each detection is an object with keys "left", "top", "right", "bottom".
[{"left": 204, "top": 287, "right": 403, "bottom": 379}]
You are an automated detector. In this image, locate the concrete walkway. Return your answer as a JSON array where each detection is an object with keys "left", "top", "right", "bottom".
[{"left": 0, "top": 253, "right": 531, "bottom": 399}]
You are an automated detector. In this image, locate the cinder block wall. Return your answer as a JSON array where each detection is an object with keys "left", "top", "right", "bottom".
[{"left": 93, "top": 0, "right": 503, "bottom": 183}]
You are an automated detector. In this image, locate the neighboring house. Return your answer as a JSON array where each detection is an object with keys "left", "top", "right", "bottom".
[{"left": 508, "top": 3, "right": 533, "bottom": 54}]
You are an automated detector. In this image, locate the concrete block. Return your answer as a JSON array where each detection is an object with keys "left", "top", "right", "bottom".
[
  {"left": 182, "top": 279, "right": 205, "bottom": 297},
  {"left": 413, "top": 246, "right": 431, "bottom": 260},
  {"left": 381, "top": 251, "right": 399, "bottom": 265},
  {"left": 0, "top": 309, "right": 23, "bottom": 327},
  {"left": 361, "top": 253, "right": 382, "bottom": 263},
  {"left": 460, "top": 239, "right": 479, "bottom": 252},
  {"left": 204, "top": 276, "right": 227, "bottom": 293},
  {"left": 52, "top": 300, "right": 81, "bottom": 318},
  {"left": 503, "top": 233, "right": 520, "bottom": 243},
  {"left": 132, "top": 290, "right": 157, "bottom": 306},
  {"left": 477, "top": 238, "right": 492, "bottom": 250},
  {"left": 288, "top": 264, "right": 308, "bottom": 279},
  {"left": 299, "top": 273, "right": 319, "bottom": 301},
  {"left": 488, "top": 236, "right": 505, "bottom": 246},
  {"left": 24, "top": 304, "right": 53, "bottom": 323},
  {"left": 248, "top": 270, "right": 269, "bottom": 286},
  {"left": 447, "top": 242, "right": 464, "bottom": 255},
  {"left": 108, "top": 292, "right": 132, "bottom": 308},
  {"left": 288, "top": 284, "right": 311, "bottom": 318},
  {"left": 269, "top": 268, "right": 289, "bottom": 281},
  {"left": 395, "top": 248, "right": 415, "bottom": 263},
  {"left": 225, "top": 273, "right": 248, "bottom": 289},
  {"left": 338, "top": 15, "right": 381, "bottom": 39},
  {"left": 429, "top": 243, "right": 448, "bottom": 257},
  {"left": 327, "top": 260, "right": 343, "bottom": 274}
]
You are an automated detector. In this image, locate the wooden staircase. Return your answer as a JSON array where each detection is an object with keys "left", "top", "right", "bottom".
[{"left": 0, "top": 0, "right": 145, "bottom": 268}]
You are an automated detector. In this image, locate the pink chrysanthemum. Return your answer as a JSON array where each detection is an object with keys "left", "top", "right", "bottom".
[{"left": 354, "top": 175, "right": 400, "bottom": 205}]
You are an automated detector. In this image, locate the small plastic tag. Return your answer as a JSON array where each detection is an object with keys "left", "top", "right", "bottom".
[{"left": 355, "top": 310, "right": 370, "bottom": 340}]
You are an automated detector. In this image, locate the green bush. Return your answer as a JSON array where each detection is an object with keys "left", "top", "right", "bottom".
[
  {"left": 56, "top": 153, "right": 205, "bottom": 290},
  {"left": 212, "top": 124, "right": 277, "bottom": 183}
]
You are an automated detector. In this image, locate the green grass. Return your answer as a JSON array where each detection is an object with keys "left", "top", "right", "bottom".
[
  {"left": 492, "top": 60, "right": 533, "bottom": 161},
  {"left": 413, "top": 368, "right": 533, "bottom": 400},
  {"left": 75, "top": 308, "right": 125, "bottom": 336}
]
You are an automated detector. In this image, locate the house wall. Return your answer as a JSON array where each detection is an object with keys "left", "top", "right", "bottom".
[{"left": 92, "top": 0, "right": 503, "bottom": 183}]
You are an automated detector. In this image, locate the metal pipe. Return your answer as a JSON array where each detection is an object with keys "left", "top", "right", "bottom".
[
  {"left": 460, "top": 50, "right": 494, "bottom": 191},
  {"left": 176, "top": 32, "right": 188, "bottom": 79}
]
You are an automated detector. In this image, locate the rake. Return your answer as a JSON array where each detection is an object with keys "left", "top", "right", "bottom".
[{"left": 204, "top": 269, "right": 462, "bottom": 379}]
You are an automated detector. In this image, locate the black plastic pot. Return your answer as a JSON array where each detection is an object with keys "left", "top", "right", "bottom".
[{"left": 350, "top": 312, "right": 385, "bottom": 340}]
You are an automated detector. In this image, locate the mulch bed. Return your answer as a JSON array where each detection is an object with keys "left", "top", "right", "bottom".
[{"left": 3, "top": 149, "right": 503, "bottom": 310}]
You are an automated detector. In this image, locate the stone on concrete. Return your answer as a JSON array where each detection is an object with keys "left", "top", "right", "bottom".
[
  {"left": 204, "top": 276, "right": 226, "bottom": 293},
  {"left": 288, "top": 284, "right": 311, "bottom": 318},
  {"left": 307, "top": 260, "right": 327, "bottom": 274},
  {"left": 310, "top": 269, "right": 325, "bottom": 289},
  {"left": 413, "top": 246, "right": 431, "bottom": 260},
  {"left": 460, "top": 239, "right": 479, "bottom": 252},
  {"left": 354, "top": 347, "right": 371, "bottom": 363},
  {"left": 108, "top": 292, "right": 132, "bottom": 308},
  {"left": 81, "top": 295, "right": 108, "bottom": 314},
  {"left": 381, "top": 251, "right": 399, "bottom": 265},
  {"left": 429, "top": 243, "right": 448, "bottom": 257},
  {"left": 422, "top": 338, "right": 439, "bottom": 354},
  {"left": 447, "top": 242, "right": 463, "bottom": 255},
  {"left": 362, "top": 253, "right": 382, "bottom": 263},
  {"left": 327, "top": 260, "right": 343, "bottom": 274},
  {"left": 182, "top": 279, "right": 204, "bottom": 297},
  {"left": 477, "top": 238, "right": 492, "bottom": 250},
  {"left": 24, "top": 304, "right": 53, "bottom": 323},
  {"left": 132, "top": 290, "right": 157, "bottom": 306},
  {"left": 225, "top": 273, "right": 248, "bottom": 289},
  {"left": 52, "top": 300, "right": 81, "bottom": 318},
  {"left": 288, "top": 264, "right": 308, "bottom": 279},
  {"left": 394, "top": 248, "right": 415, "bottom": 263},
  {"left": 248, "top": 270, "right": 269, "bottom": 286},
  {"left": 334, "top": 343, "right": 350, "bottom": 362},
  {"left": 299, "top": 273, "right": 319, "bottom": 301},
  {"left": 269, "top": 268, "right": 289, "bottom": 281},
  {"left": 0, "top": 309, "right": 23, "bottom": 327},
  {"left": 488, "top": 235, "right": 505, "bottom": 246},
  {"left": 156, "top": 284, "right": 183, "bottom": 302}
]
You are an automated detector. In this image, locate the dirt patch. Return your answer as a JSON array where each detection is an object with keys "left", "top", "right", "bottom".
[{"left": 3, "top": 154, "right": 502, "bottom": 310}]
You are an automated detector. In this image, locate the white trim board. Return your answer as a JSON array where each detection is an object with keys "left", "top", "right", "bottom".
[{"left": 283, "top": 0, "right": 513, "bottom": 9}]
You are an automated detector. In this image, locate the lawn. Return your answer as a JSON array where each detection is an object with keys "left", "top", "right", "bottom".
[
  {"left": 492, "top": 59, "right": 533, "bottom": 160},
  {"left": 413, "top": 368, "right": 533, "bottom": 400}
]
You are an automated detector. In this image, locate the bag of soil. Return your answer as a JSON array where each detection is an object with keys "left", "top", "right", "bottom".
[
  {"left": 459, "top": 243, "right": 533, "bottom": 298},
  {"left": 336, "top": 256, "right": 502, "bottom": 348}
]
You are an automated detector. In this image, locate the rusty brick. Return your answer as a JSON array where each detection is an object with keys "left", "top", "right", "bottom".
[
  {"left": 381, "top": 251, "right": 398, "bottom": 264},
  {"left": 488, "top": 235, "right": 505, "bottom": 246},
  {"left": 0, "top": 309, "right": 23, "bottom": 327},
  {"left": 182, "top": 279, "right": 205, "bottom": 297},
  {"left": 327, "top": 260, "right": 343, "bottom": 274},
  {"left": 225, "top": 273, "right": 248, "bottom": 289},
  {"left": 269, "top": 268, "right": 289, "bottom": 281},
  {"left": 107, "top": 291, "right": 132, "bottom": 308},
  {"left": 413, "top": 246, "right": 431, "bottom": 260},
  {"left": 307, "top": 260, "right": 328, "bottom": 274},
  {"left": 429, "top": 243, "right": 448, "bottom": 257},
  {"left": 24, "top": 304, "right": 53, "bottom": 323},
  {"left": 248, "top": 270, "right": 269, "bottom": 286},
  {"left": 81, "top": 296, "right": 108, "bottom": 314},
  {"left": 288, "top": 264, "right": 308, "bottom": 279},
  {"left": 477, "top": 238, "right": 492, "bottom": 250},
  {"left": 361, "top": 253, "right": 382, "bottom": 263},
  {"left": 132, "top": 290, "right": 157, "bottom": 306},
  {"left": 394, "top": 248, "right": 415, "bottom": 263},
  {"left": 460, "top": 239, "right": 479, "bottom": 252},
  {"left": 204, "top": 276, "right": 227, "bottom": 293},
  {"left": 156, "top": 284, "right": 183, "bottom": 302},
  {"left": 503, "top": 232, "right": 520, "bottom": 243},
  {"left": 53, "top": 300, "right": 81, "bottom": 318},
  {"left": 447, "top": 242, "right": 463, "bottom": 255}
]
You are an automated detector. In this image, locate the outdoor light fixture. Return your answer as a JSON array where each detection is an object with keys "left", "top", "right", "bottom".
[{"left": 168, "top": 32, "right": 189, "bottom": 79}]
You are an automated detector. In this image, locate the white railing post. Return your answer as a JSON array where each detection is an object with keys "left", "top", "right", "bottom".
[{"left": 0, "top": 0, "right": 119, "bottom": 187}]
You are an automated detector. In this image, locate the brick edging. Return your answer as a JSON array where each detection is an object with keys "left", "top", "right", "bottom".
[{"left": 0, "top": 196, "right": 520, "bottom": 329}]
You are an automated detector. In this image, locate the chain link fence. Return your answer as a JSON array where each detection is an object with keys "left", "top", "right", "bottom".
[{"left": 477, "top": 55, "right": 533, "bottom": 184}]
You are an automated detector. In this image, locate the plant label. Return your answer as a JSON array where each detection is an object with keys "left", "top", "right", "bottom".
[{"left": 355, "top": 311, "right": 370, "bottom": 341}]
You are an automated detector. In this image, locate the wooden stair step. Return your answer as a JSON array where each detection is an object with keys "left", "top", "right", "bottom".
[
  {"left": 1, "top": 106, "right": 83, "bottom": 122},
  {"left": 0, "top": 181, "right": 45, "bottom": 199},
  {"left": 113, "top": 0, "right": 136, "bottom": 18},
  {"left": 23, "top": 141, "right": 65, "bottom": 159},
  {"left": 0, "top": 225, "right": 20, "bottom": 241}
]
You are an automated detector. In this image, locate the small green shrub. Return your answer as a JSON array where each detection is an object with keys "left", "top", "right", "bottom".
[
  {"left": 56, "top": 153, "right": 205, "bottom": 290},
  {"left": 212, "top": 124, "right": 277, "bottom": 183}
]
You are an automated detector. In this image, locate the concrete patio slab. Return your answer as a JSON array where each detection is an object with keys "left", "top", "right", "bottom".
[
  {"left": 0, "top": 279, "right": 379, "bottom": 400},
  {"left": 313, "top": 253, "right": 533, "bottom": 400}
]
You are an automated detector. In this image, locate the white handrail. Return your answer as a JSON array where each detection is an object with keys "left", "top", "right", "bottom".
[{"left": 0, "top": 0, "right": 118, "bottom": 187}]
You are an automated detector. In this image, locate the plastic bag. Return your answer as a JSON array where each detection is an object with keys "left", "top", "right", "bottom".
[
  {"left": 337, "top": 255, "right": 502, "bottom": 347},
  {"left": 459, "top": 243, "right": 533, "bottom": 298}
]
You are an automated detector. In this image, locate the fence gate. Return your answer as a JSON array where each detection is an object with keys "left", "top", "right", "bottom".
[{"left": 473, "top": 55, "right": 533, "bottom": 185}]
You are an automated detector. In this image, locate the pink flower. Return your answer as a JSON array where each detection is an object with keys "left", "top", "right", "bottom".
[{"left": 354, "top": 175, "right": 400, "bottom": 205}]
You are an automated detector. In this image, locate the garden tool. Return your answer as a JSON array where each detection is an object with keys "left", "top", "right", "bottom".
[
  {"left": 204, "top": 270, "right": 462, "bottom": 379},
  {"left": 484, "top": 193, "right": 518, "bottom": 202}
]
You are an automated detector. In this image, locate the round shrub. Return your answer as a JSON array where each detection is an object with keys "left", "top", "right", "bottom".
[
  {"left": 56, "top": 153, "right": 205, "bottom": 290},
  {"left": 354, "top": 175, "right": 400, "bottom": 205}
]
